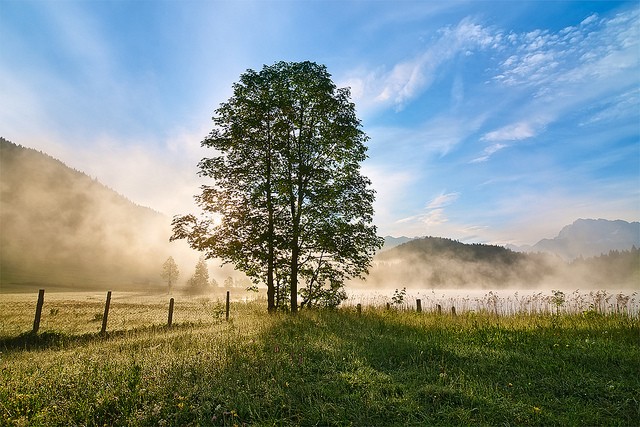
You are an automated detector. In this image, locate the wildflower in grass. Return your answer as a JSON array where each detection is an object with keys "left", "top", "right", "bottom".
[{"left": 152, "top": 403, "right": 162, "bottom": 416}]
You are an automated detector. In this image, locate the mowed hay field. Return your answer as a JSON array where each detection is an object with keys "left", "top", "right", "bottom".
[{"left": 1, "top": 292, "right": 639, "bottom": 426}]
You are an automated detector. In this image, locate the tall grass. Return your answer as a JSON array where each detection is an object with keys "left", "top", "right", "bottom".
[
  {"left": 346, "top": 288, "right": 640, "bottom": 317},
  {"left": 1, "top": 292, "right": 639, "bottom": 426}
]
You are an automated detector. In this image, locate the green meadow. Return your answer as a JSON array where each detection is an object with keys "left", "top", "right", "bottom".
[{"left": 1, "top": 292, "right": 638, "bottom": 426}]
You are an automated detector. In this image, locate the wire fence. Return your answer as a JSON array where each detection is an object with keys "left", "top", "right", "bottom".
[
  {"left": 0, "top": 290, "right": 245, "bottom": 338},
  {"left": 2, "top": 287, "right": 638, "bottom": 339}
]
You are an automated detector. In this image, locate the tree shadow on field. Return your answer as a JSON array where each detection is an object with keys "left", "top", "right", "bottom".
[
  {"left": 244, "top": 309, "right": 506, "bottom": 426},
  {"left": 0, "top": 322, "right": 214, "bottom": 354},
  {"left": 243, "top": 309, "right": 639, "bottom": 426}
]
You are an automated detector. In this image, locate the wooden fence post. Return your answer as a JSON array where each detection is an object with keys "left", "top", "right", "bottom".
[
  {"left": 416, "top": 299, "right": 422, "bottom": 313},
  {"left": 168, "top": 298, "right": 175, "bottom": 327},
  {"left": 225, "top": 291, "right": 230, "bottom": 321},
  {"left": 32, "top": 289, "right": 45, "bottom": 334},
  {"left": 356, "top": 303, "right": 362, "bottom": 315},
  {"left": 101, "top": 291, "right": 112, "bottom": 334},
  {"left": 437, "top": 304, "right": 442, "bottom": 315}
]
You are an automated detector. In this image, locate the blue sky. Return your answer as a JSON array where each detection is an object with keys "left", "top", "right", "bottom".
[{"left": 1, "top": 0, "right": 638, "bottom": 245}]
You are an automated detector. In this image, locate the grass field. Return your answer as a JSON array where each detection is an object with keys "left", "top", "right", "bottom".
[{"left": 1, "top": 292, "right": 639, "bottom": 426}]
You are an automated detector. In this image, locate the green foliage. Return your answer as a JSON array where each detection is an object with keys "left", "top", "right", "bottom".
[
  {"left": 172, "top": 61, "right": 383, "bottom": 312},
  {"left": 2, "top": 294, "right": 638, "bottom": 426}
]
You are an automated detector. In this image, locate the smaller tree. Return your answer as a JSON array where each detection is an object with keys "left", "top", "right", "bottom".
[
  {"left": 551, "top": 290, "right": 565, "bottom": 315},
  {"left": 189, "top": 256, "right": 210, "bottom": 292},
  {"left": 224, "top": 276, "right": 234, "bottom": 289},
  {"left": 161, "top": 256, "right": 179, "bottom": 294}
]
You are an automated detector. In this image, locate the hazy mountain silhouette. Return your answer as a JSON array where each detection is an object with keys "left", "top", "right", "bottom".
[
  {"left": 360, "top": 235, "right": 638, "bottom": 290},
  {"left": 0, "top": 138, "right": 178, "bottom": 290},
  {"left": 512, "top": 219, "right": 639, "bottom": 260},
  {"left": 381, "top": 235, "right": 414, "bottom": 251},
  {"left": 362, "top": 236, "right": 553, "bottom": 289}
]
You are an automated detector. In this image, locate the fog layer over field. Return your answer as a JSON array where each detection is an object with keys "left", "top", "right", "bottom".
[
  {"left": 349, "top": 237, "right": 639, "bottom": 294},
  {"left": 0, "top": 139, "right": 211, "bottom": 290},
  {"left": 2, "top": 140, "right": 638, "bottom": 298}
]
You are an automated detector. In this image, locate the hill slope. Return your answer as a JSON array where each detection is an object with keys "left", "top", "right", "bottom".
[
  {"left": 361, "top": 236, "right": 638, "bottom": 289},
  {"left": 365, "top": 237, "right": 546, "bottom": 288},
  {"left": 0, "top": 138, "right": 175, "bottom": 289}
]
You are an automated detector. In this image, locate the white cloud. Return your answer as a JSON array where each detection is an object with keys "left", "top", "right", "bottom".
[
  {"left": 580, "top": 13, "right": 599, "bottom": 27},
  {"left": 421, "top": 208, "right": 448, "bottom": 225},
  {"left": 394, "top": 191, "right": 461, "bottom": 235},
  {"left": 427, "top": 192, "right": 460, "bottom": 209},
  {"left": 581, "top": 88, "right": 640, "bottom": 125},
  {"left": 470, "top": 143, "right": 508, "bottom": 163},
  {"left": 344, "top": 16, "right": 498, "bottom": 113},
  {"left": 481, "top": 122, "right": 536, "bottom": 142},
  {"left": 495, "top": 7, "right": 639, "bottom": 91},
  {"left": 396, "top": 208, "right": 449, "bottom": 226}
]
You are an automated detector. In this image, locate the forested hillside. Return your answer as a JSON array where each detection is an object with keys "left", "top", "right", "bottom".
[
  {"left": 0, "top": 138, "right": 175, "bottom": 290},
  {"left": 362, "top": 236, "right": 639, "bottom": 289}
]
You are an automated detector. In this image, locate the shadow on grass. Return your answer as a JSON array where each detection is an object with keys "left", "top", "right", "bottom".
[
  {"left": 220, "top": 310, "right": 487, "bottom": 425},
  {"left": 232, "top": 309, "right": 639, "bottom": 426},
  {"left": 0, "top": 321, "right": 220, "bottom": 353}
]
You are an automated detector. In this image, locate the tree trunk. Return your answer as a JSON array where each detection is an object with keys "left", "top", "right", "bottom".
[
  {"left": 266, "top": 129, "right": 276, "bottom": 312},
  {"left": 290, "top": 233, "right": 299, "bottom": 313}
]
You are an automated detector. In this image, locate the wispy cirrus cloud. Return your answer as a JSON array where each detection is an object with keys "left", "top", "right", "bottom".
[
  {"left": 481, "top": 121, "right": 537, "bottom": 142},
  {"left": 427, "top": 192, "right": 460, "bottom": 209},
  {"left": 396, "top": 192, "right": 460, "bottom": 227},
  {"left": 470, "top": 143, "right": 507, "bottom": 164},
  {"left": 471, "top": 118, "right": 547, "bottom": 162},
  {"left": 344, "top": 17, "right": 500, "bottom": 113}
]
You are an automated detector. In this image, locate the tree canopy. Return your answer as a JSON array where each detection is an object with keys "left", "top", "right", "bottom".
[{"left": 172, "top": 61, "right": 382, "bottom": 312}]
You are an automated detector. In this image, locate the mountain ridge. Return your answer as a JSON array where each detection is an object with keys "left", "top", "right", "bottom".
[
  {"left": 381, "top": 235, "right": 414, "bottom": 251},
  {"left": 510, "top": 218, "right": 639, "bottom": 260}
]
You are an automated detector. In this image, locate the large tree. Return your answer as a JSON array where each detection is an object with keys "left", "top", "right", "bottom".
[{"left": 172, "top": 61, "right": 382, "bottom": 312}]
